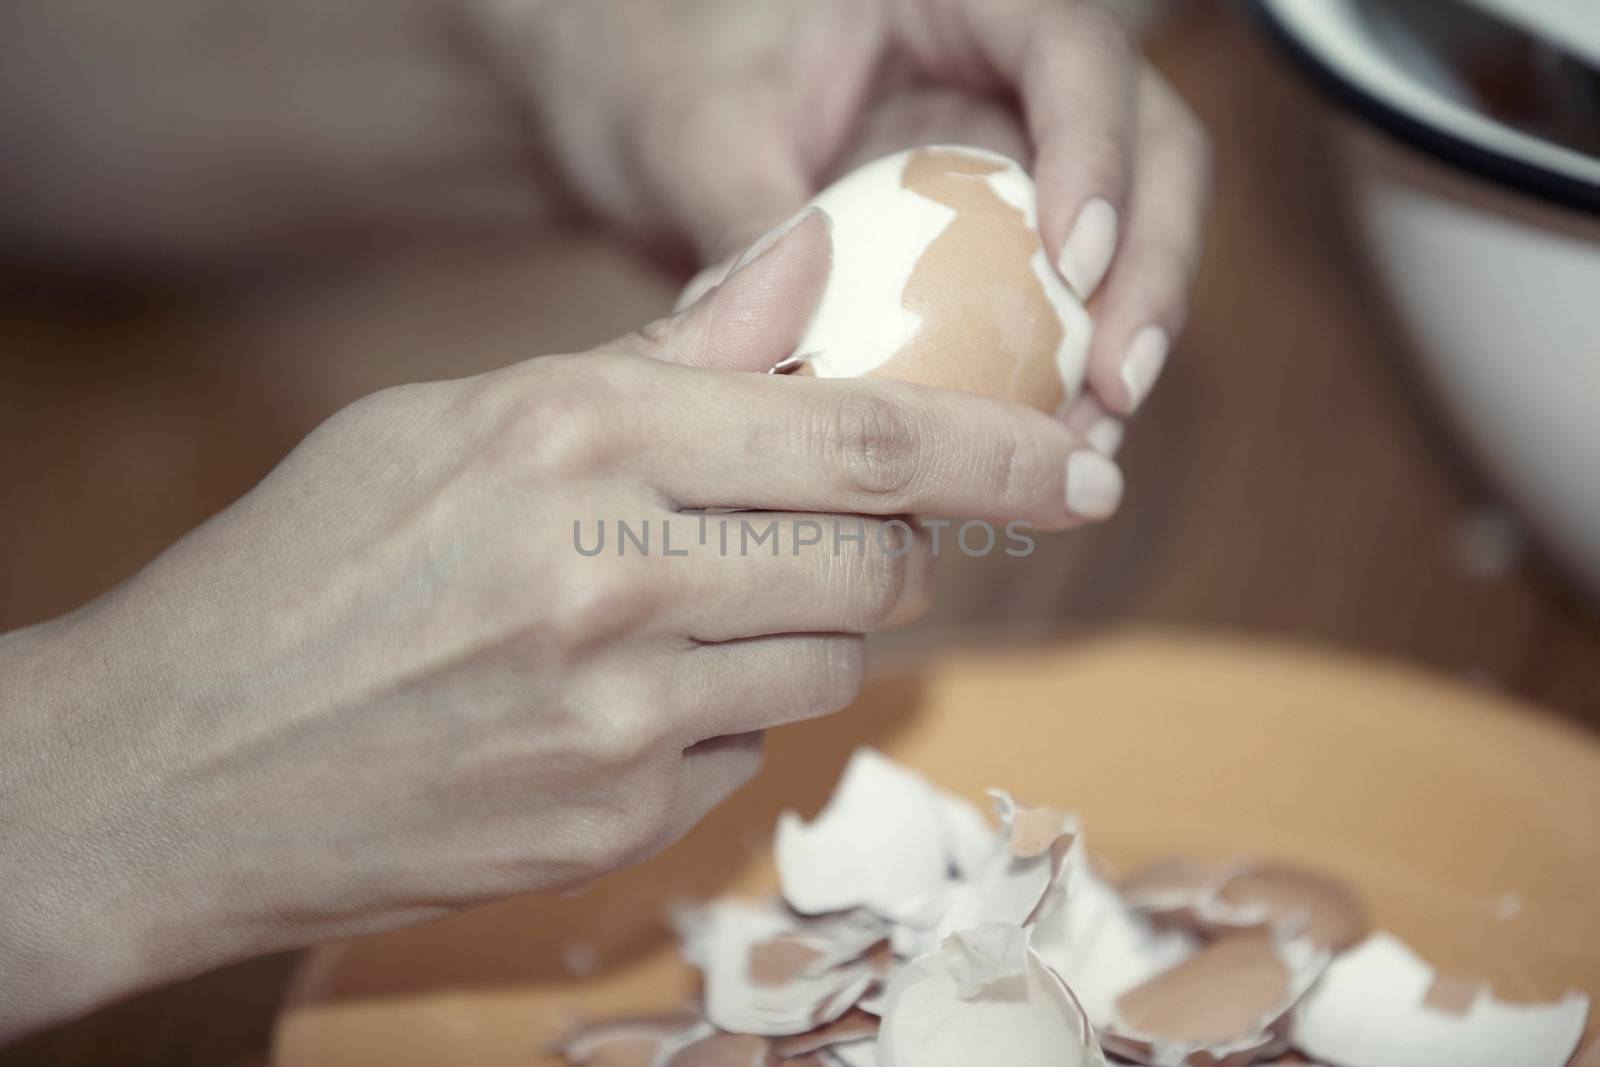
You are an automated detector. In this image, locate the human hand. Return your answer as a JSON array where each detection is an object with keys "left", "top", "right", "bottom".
[
  {"left": 485, "top": 0, "right": 1212, "bottom": 433},
  {"left": 8, "top": 0, "right": 1206, "bottom": 438},
  {"left": 0, "top": 215, "right": 1123, "bottom": 1039}
]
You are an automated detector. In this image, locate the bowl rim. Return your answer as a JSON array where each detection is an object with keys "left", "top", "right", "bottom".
[{"left": 1251, "top": 0, "right": 1600, "bottom": 217}]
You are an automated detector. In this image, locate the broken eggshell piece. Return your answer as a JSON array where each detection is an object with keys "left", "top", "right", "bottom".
[
  {"left": 674, "top": 900, "right": 884, "bottom": 1037},
  {"left": 1293, "top": 931, "right": 1588, "bottom": 1067},
  {"left": 1100, "top": 928, "right": 1328, "bottom": 1067},
  {"left": 876, "top": 923, "right": 1107, "bottom": 1067},
  {"left": 1031, "top": 847, "right": 1198, "bottom": 1030},
  {"left": 1213, "top": 862, "right": 1370, "bottom": 951},
  {"left": 1122, "top": 857, "right": 1370, "bottom": 951},
  {"left": 784, "top": 145, "right": 1092, "bottom": 415},
  {"left": 774, "top": 749, "right": 958, "bottom": 923},
  {"left": 884, "top": 790, "right": 1074, "bottom": 960}
]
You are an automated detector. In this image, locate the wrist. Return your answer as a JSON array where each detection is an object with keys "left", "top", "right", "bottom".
[
  {"left": 0, "top": 608, "right": 247, "bottom": 1042},
  {"left": 0, "top": 619, "right": 140, "bottom": 1039}
]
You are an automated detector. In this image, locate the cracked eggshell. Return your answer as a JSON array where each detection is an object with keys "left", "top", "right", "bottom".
[
  {"left": 1102, "top": 929, "right": 1328, "bottom": 1067},
  {"left": 877, "top": 924, "right": 1106, "bottom": 1067},
  {"left": 775, "top": 749, "right": 952, "bottom": 921},
  {"left": 1031, "top": 845, "right": 1198, "bottom": 1029},
  {"left": 675, "top": 901, "right": 880, "bottom": 1038},
  {"left": 892, "top": 792, "right": 1077, "bottom": 960},
  {"left": 1121, "top": 857, "right": 1232, "bottom": 930},
  {"left": 1122, "top": 858, "right": 1369, "bottom": 952},
  {"left": 1213, "top": 862, "right": 1369, "bottom": 951},
  {"left": 790, "top": 145, "right": 1091, "bottom": 415},
  {"left": 1293, "top": 931, "right": 1588, "bottom": 1067},
  {"left": 936, "top": 793, "right": 1076, "bottom": 932},
  {"left": 935, "top": 790, "right": 1001, "bottom": 880}
]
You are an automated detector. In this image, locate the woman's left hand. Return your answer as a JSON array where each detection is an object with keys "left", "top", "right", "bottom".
[{"left": 480, "top": 0, "right": 1212, "bottom": 424}]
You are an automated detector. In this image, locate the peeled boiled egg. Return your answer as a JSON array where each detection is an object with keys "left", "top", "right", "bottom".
[{"left": 788, "top": 145, "right": 1092, "bottom": 416}]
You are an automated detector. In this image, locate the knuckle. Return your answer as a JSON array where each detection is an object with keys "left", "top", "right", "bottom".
[
  {"left": 813, "top": 637, "right": 867, "bottom": 714},
  {"left": 587, "top": 803, "right": 670, "bottom": 873},
  {"left": 817, "top": 390, "right": 918, "bottom": 500},
  {"left": 894, "top": 541, "right": 937, "bottom": 624},
  {"left": 845, "top": 534, "right": 909, "bottom": 630},
  {"left": 627, "top": 315, "right": 677, "bottom": 355},
  {"left": 495, "top": 363, "right": 631, "bottom": 481},
  {"left": 577, "top": 833, "right": 635, "bottom": 876},
  {"left": 553, "top": 563, "right": 655, "bottom": 649},
  {"left": 986, "top": 426, "right": 1056, "bottom": 515},
  {"left": 580, "top": 677, "right": 666, "bottom": 768}
]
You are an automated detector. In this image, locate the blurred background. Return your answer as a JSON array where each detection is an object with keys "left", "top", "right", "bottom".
[{"left": 2, "top": 1, "right": 1597, "bottom": 1063}]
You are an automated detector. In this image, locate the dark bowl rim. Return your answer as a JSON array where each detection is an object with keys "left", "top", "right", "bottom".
[{"left": 1249, "top": 0, "right": 1600, "bottom": 218}]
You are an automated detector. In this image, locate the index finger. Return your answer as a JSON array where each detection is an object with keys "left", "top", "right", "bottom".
[
  {"left": 892, "top": 0, "right": 1144, "bottom": 298},
  {"left": 636, "top": 362, "right": 1125, "bottom": 528}
]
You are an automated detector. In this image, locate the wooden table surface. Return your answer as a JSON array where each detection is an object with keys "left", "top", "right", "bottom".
[
  {"left": 273, "top": 633, "right": 1600, "bottom": 1067},
  {"left": 3, "top": 4, "right": 1597, "bottom": 1064}
]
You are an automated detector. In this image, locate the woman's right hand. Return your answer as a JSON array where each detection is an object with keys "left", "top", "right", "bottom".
[{"left": 0, "top": 213, "right": 1122, "bottom": 1039}]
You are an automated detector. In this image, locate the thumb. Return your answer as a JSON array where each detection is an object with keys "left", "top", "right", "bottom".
[{"left": 651, "top": 208, "right": 833, "bottom": 372}]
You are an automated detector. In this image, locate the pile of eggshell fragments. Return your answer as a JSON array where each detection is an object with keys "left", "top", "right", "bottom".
[{"left": 558, "top": 749, "right": 1591, "bottom": 1067}]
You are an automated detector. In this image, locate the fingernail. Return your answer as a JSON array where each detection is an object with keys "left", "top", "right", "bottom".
[
  {"left": 1057, "top": 197, "right": 1118, "bottom": 300},
  {"left": 1121, "top": 325, "right": 1169, "bottom": 412},
  {"left": 730, "top": 207, "right": 831, "bottom": 274},
  {"left": 1085, "top": 414, "right": 1126, "bottom": 457},
  {"left": 1065, "top": 450, "right": 1124, "bottom": 520}
]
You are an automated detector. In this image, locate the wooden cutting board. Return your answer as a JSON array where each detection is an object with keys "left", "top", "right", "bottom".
[{"left": 273, "top": 630, "right": 1600, "bottom": 1065}]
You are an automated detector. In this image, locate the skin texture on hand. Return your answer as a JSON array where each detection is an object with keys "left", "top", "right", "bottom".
[{"left": 0, "top": 216, "right": 1122, "bottom": 1042}]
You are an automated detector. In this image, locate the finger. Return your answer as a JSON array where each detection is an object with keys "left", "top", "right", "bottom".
[
  {"left": 672, "top": 634, "right": 867, "bottom": 741},
  {"left": 1061, "top": 392, "right": 1126, "bottom": 457},
  {"left": 657, "top": 512, "right": 934, "bottom": 642},
  {"left": 668, "top": 731, "right": 767, "bottom": 838},
  {"left": 1083, "top": 69, "right": 1211, "bottom": 414},
  {"left": 636, "top": 209, "right": 833, "bottom": 373},
  {"left": 637, "top": 368, "right": 1124, "bottom": 527},
  {"left": 674, "top": 254, "right": 735, "bottom": 313},
  {"left": 891, "top": 0, "right": 1142, "bottom": 299}
]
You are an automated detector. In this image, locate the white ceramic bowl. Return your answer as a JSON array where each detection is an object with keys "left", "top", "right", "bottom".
[{"left": 1255, "top": 0, "right": 1600, "bottom": 603}]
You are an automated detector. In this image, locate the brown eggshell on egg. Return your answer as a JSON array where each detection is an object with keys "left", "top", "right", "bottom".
[{"left": 789, "top": 145, "right": 1092, "bottom": 416}]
